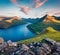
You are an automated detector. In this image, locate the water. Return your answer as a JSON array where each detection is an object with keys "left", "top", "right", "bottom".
[{"left": 0, "top": 23, "right": 35, "bottom": 42}]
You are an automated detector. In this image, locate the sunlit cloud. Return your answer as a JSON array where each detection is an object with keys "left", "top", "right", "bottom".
[
  {"left": 10, "top": 0, "right": 30, "bottom": 15},
  {"left": 35, "top": 0, "right": 40, "bottom": 3},
  {"left": 0, "top": 0, "right": 60, "bottom": 18},
  {"left": 20, "top": 6, "right": 30, "bottom": 15},
  {"left": 34, "top": 0, "right": 47, "bottom": 8},
  {"left": 10, "top": 0, "right": 18, "bottom": 4}
]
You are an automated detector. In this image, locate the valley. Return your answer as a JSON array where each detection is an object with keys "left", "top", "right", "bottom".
[{"left": 18, "top": 15, "right": 60, "bottom": 44}]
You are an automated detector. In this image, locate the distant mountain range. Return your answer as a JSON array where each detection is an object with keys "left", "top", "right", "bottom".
[
  {"left": 0, "top": 15, "right": 60, "bottom": 23},
  {"left": 53, "top": 16, "right": 60, "bottom": 20},
  {"left": 0, "top": 16, "right": 26, "bottom": 29},
  {"left": 22, "top": 18, "right": 40, "bottom": 23},
  {"left": 43, "top": 15, "right": 60, "bottom": 23},
  {"left": 0, "top": 16, "right": 20, "bottom": 20}
]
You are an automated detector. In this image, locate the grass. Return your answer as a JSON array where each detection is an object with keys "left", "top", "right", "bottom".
[
  {"left": 46, "top": 27, "right": 58, "bottom": 32},
  {"left": 17, "top": 31, "right": 60, "bottom": 45}
]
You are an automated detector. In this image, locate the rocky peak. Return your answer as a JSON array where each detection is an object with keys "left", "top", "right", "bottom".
[
  {"left": 12, "top": 16, "right": 20, "bottom": 20},
  {"left": 43, "top": 15, "right": 55, "bottom": 22},
  {"left": 43, "top": 14, "right": 60, "bottom": 23}
]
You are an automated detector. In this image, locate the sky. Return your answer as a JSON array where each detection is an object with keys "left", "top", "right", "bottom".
[{"left": 0, "top": 0, "right": 60, "bottom": 18}]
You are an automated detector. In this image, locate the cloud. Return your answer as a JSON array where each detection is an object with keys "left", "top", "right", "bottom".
[
  {"left": 34, "top": 0, "right": 47, "bottom": 8},
  {"left": 54, "top": 12, "right": 60, "bottom": 16},
  {"left": 35, "top": 0, "right": 40, "bottom": 3},
  {"left": 20, "top": 6, "right": 30, "bottom": 15},
  {"left": 10, "top": 0, "right": 47, "bottom": 15},
  {"left": 10, "top": 0, "right": 30, "bottom": 15},
  {"left": 45, "top": 9, "right": 60, "bottom": 16},
  {"left": 10, "top": 0, "right": 18, "bottom": 7},
  {"left": 10, "top": 0, "right": 18, "bottom": 5}
]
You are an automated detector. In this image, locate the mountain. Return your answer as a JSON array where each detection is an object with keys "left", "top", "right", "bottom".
[
  {"left": 5, "top": 16, "right": 20, "bottom": 23},
  {"left": 46, "top": 27, "right": 57, "bottom": 32},
  {"left": 53, "top": 16, "right": 60, "bottom": 20},
  {"left": 43, "top": 15, "right": 60, "bottom": 23},
  {"left": 0, "top": 16, "right": 26, "bottom": 28},
  {"left": 27, "top": 15, "right": 60, "bottom": 35},
  {"left": 22, "top": 18, "right": 40, "bottom": 23},
  {"left": 18, "top": 31, "right": 60, "bottom": 44},
  {"left": 0, "top": 16, "right": 12, "bottom": 20},
  {"left": 38, "top": 15, "right": 47, "bottom": 22},
  {"left": 38, "top": 14, "right": 60, "bottom": 22}
]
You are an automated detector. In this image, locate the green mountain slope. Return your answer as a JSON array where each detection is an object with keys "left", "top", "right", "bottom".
[
  {"left": 0, "top": 20, "right": 26, "bottom": 29},
  {"left": 27, "top": 22, "right": 60, "bottom": 34},
  {"left": 17, "top": 31, "right": 60, "bottom": 44},
  {"left": 46, "top": 27, "right": 57, "bottom": 32},
  {"left": 27, "top": 22, "right": 48, "bottom": 34}
]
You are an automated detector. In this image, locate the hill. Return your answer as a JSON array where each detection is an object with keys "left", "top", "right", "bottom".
[
  {"left": 46, "top": 27, "right": 58, "bottom": 32},
  {"left": 27, "top": 15, "right": 60, "bottom": 34},
  {"left": 53, "top": 16, "right": 60, "bottom": 20},
  {"left": 27, "top": 22, "right": 60, "bottom": 35},
  {"left": 43, "top": 15, "right": 60, "bottom": 23},
  {"left": 22, "top": 18, "right": 40, "bottom": 23},
  {"left": 17, "top": 31, "right": 60, "bottom": 44},
  {"left": 0, "top": 16, "right": 26, "bottom": 29},
  {"left": 37, "top": 14, "right": 60, "bottom": 22}
]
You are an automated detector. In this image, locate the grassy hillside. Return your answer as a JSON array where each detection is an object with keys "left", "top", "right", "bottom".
[
  {"left": 46, "top": 27, "right": 58, "bottom": 32},
  {"left": 45, "top": 22, "right": 60, "bottom": 31},
  {"left": 27, "top": 22, "right": 48, "bottom": 34},
  {"left": 27, "top": 22, "right": 60, "bottom": 34},
  {"left": 0, "top": 20, "right": 26, "bottom": 29},
  {"left": 17, "top": 31, "right": 60, "bottom": 44}
]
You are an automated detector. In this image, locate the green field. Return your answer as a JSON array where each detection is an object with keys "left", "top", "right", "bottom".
[{"left": 17, "top": 31, "right": 60, "bottom": 44}]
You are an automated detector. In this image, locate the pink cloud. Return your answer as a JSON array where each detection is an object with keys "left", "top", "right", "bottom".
[
  {"left": 20, "top": 6, "right": 30, "bottom": 15},
  {"left": 34, "top": 0, "right": 47, "bottom": 8},
  {"left": 35, "top": 0, "right": 40, "bottom": 3},
  {"left": 10, "top": 0, "right": 18, "bottom": 4},
  {"left": 10, "top": 0, "right": 30, "bottom": 15}
]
